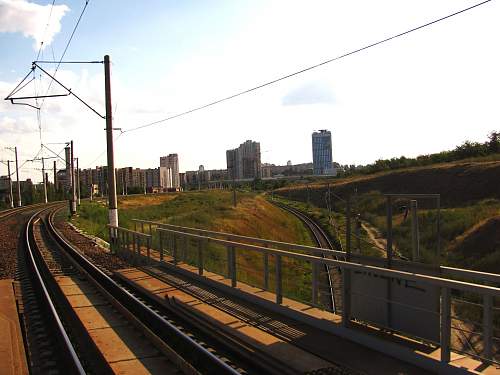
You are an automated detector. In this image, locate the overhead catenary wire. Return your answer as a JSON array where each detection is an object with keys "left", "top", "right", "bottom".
[
  {"left": 122, "top": 0, "right": 492, "bottom": 134},
  {"left": 35, "top": 0, "right": 56, "bottom": 61},
  {"left": 40, "top": 0, "right": 91, "bottom": 110}
]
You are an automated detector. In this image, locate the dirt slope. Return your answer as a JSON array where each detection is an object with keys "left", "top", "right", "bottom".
[
  {"left": 279, "top": 161, "right": 500, "bottom": 207},
  {"left": 447, "top": 216, "right": 500, "bottom": 272}
]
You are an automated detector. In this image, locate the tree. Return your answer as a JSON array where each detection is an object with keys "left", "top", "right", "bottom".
[{"left": 487, "top": 131, "right": 500, "bottom": 153}]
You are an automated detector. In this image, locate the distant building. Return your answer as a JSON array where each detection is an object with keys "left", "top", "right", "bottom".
[
  {"left": 160, "top": 154, "right": 180, "bottom": 189},
  {"left": 0, "top": 175, "right": 10, "bottom": 191},
  {"left": 260, "top": 162, "right": 313, "bottom": 177},
  {"left": 144, "top": 168, "right": 160, "bottom": 189},
  {"left": 312, "top": 130, "right": 336, "bottom": 176},
  {"left": 261, "top": 163, "right": 272, "bottom": 178},
  {"left": 226, "top": 140, "right": 261, "bottom": 180}
]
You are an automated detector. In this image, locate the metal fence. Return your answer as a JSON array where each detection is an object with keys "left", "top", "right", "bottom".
[
  {"left": 124, "top": 219, "right": 500, "bottom": 365},
  {"left": 108, "top": 225, "right": 152, "bottom": 265}
]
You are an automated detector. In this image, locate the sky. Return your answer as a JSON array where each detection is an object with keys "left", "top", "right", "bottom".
[{"left": 0, "top": 0, "right": 499, "bottom": 182}]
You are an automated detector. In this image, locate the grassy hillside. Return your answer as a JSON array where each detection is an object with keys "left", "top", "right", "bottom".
[
  {"left": 74, "top": 191, "right": 312, "bottom": 244},
  {"left": 275, "top": 161, "right": 500, "bottom": 271}
]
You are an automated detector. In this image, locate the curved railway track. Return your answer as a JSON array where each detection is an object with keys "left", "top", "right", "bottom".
[
  {"left": 21, "top": 209, "right": 252, "bottom": 374},
  {"left": 22, "top": 204, "right": 296, "bottom": 374},
  {"left": 21, "top": 204, "right": 86, "bottom": 374},
  {"left": 272, "top": 201, "right": 341, "bottom": 314}
]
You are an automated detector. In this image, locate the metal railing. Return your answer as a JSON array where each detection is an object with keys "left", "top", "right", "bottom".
[
  {"left": 132, "top": 219, "right": 500, "bottom": 286},
  {"left": 127, "top": 219, "right": 500, "bottom": 365},
  {"left": 108, "top": 225, "right": 152, "bottom": 264}
]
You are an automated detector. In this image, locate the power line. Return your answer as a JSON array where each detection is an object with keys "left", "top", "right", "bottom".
[
  {"left": 35, "top": 0, "right": 56, "bottom": 61},
  {"left": 122, "top": 0, "right": 492, "bottom": 134},
  {"left": 84, "top": 131, "right": 124, "bottom": 168},
  {"left": 40, "top": 0, "right": 90, "bottom": 109}
]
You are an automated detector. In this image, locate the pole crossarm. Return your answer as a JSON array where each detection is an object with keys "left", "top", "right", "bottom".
[
  {"left": 33, "top": 60, "right": 103, "bottom": 64},
  {"left": 4, "top": 68, "right": 35, "bottom": 99},
  {"left": 42, "top": 144, "right": 69, "bottom": 163},
  {"left": 29, "top": 156, "right": 58, "bottom": 162},
  {"left": 33, "top": 62, "right": 105, "bottom": 119},
  {"left": 10, "top": 94, "right": 70, "bottom": 100}
]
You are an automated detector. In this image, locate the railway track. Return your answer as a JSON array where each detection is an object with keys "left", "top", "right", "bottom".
[
  {"left": 52, "top": 209, "right": 308, "bottom": 374},
  {"left": 21, "top": 205, "right": 252, "bottom": 374},
  {"left": 272, "top": 201, "right": 342, "bottom": 314}
]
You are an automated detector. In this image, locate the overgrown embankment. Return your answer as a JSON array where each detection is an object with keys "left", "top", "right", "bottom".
[
  {"left": 275, "top": 161, "right": 500, "bottom": 271},
  {"left": 71, "top": 190, "right": 315, "bottom": 301},
  {"left": 73, "top": 191, "right": 312, "bottom": 245}
]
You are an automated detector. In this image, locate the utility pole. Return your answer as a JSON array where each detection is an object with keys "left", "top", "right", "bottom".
[
  {"left": 7, "top": 160, "right": 14, "bottom": 208},
  {"left": 76, "top": 157, "right": 81, "bottom": 206},
  {"left": 70, "top": 140, "right": 77, "bottom": 214},
  {"left": 14, "top": 147, "right": 21, "bottom": 207},
  {"left": 104, "top": 55, "right": 118, "bottom": 229},
  {"left": 42, "top": 157, "right": 48, "bottom": 203},
  {"left": 89, "top": 168, "right": 93, "bottom": 201},
  {"left": 53, "top": 160, "right": 57, "bottom": 193},
  {"left": 410, "top": 200, "right": 420, "bottom": 261}
]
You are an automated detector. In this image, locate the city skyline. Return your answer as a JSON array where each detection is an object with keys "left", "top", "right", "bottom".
[{"left": 1, "top": 1, "right": 499, "bottom": 183}]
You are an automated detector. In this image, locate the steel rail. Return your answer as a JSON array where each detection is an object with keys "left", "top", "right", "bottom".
[
  {"left": 46, "top": 209, "right": 241, "bottom": 375},
  {"left": 272, "top": 201, "right": 337, "bottom": 313},
  {"left": 24, "top": 206, "right": 86, "bottom": 374},
  {"left": 0, "top": 201, "right": 63, "bottom": 220}
]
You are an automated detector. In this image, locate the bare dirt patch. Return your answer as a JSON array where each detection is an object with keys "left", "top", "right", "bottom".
[
  {"left": 0, "top": 218, "right": 20, "bottom": 279},
  {"left": 118, "top": 193, "right": 178, "bottom": 209}
]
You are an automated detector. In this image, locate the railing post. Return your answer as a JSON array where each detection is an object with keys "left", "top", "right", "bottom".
[
  {"left": 141, "top": 222, "right": 144, "bottom": 234},
  {"left": 440, "top": 287, "right": 451, "bottom": 363},
  {"left": 134, "top": 220, "right": 137, "bottom": 232},
  {"left": 183, "top": 236, "right": 188, "bottom": 262},
  {"left": 173, "top": 233, "right": 178, "bottom": 265},
  {"left": 114, "top": 228, "right": 119, "bottom": 255},
  {"left": 230, "top": 246, "right": 236, "bottom": 287},
  {"left": 132, "top": 233, "right": 136, "bottom": 265},
  {"left": 312, "top": 261, "right": 319, "bottom": 306},
  {"left": 149, "top": 223, "right": 153, "bottom": 236},
  {"left": 108, "top": 226, "right": 113, "bottom": 253},
  {"left": 410, "top": 200, "right": 420, "bottom": 261},
  {"left": 119, "top": 230, "right": 123, "bottom": 254},
  {"left": 125, "top": 231, "right": 130, "bottom": 261},
  {"left": 159, "top": 230, "right": 164, "bottom": 261},
  {"left": 198, "top": 237, "right": 204, "bottom": 275},
  {"left": 483, "top": 294, "right": 493, "bottom": 361},
  {"left": 147, "top": 236, "right": 151, "bottom": 262},
  {"left": 226, "top": 241, "right": 231, "bottom": 278},
  {"left": 263, "top": 244, "right": 269, "bottom": 290},
  {"left": 275, "top": 254, "right": 282, "bottom": 304},
  {"left": 342, "top": 268, "right": 351, "bottom": 326}
]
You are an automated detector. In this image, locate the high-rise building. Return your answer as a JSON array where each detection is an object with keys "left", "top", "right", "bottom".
[
  {"left": 226, "top": 140, "right": 261, "bottom": 180},
  {"left": 160, "top": 154, "right": 180, "bottom": 188},
  {"left": 144, "top": 168, "right": 160, "bottom": 189},
  {"left": 312, "top": 130, "right": 335, "bottom": 175}
]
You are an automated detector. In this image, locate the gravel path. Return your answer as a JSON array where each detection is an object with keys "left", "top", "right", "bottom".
[
  {"left": 0, "top": 217, "right": 21, "bottom": 279},
  {"left": 53, "top": 213, "right": 130, "bottom": 272}
]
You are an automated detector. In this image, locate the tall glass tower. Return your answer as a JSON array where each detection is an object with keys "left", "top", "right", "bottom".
[{"left": 312, "top": 130, "right": 333, "bottom": 175}]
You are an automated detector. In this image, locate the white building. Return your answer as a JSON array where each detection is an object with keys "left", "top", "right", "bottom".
[{"left": 160, "top": 154, "right": 180, "bottom": 189}]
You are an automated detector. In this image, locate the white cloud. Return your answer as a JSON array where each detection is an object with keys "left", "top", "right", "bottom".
[
  {"left": 0, "top": 0, "right": 69, "bottom": 50},
  {"left": 1, "top": 0, "right": 499, "bottom": 182},
  {"left": 282, "top": 81, "right": 335, "bottom": 106}
]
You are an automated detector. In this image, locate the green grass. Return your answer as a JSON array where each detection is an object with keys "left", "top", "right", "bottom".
[{"left": 275, "top": 185, "right": 500, "bottom": 272}]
